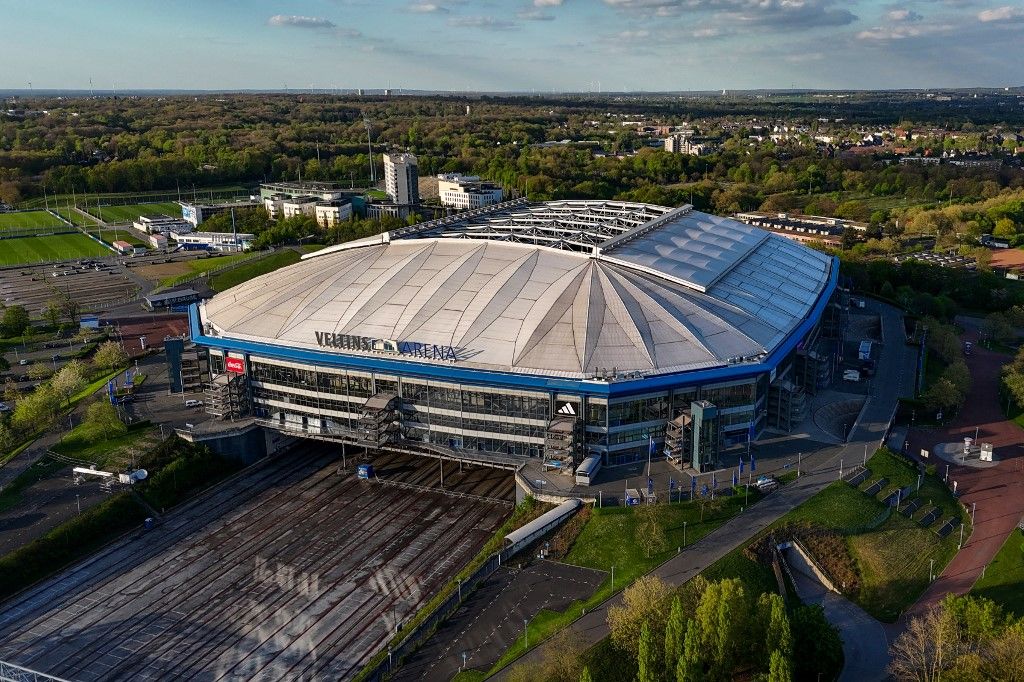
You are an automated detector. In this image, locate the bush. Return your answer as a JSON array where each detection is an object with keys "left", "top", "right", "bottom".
[
  {"left": 139, "top": 437, "right": 242, "bottom": 510},
  {"left": 0, "top": 493, "right": 145, "bottom": 601}
]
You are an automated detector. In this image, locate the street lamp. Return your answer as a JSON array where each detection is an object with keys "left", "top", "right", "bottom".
[
  {"left": 683, "top": 521, "right": 687, "bottom": 547},
  {"left": 524, "top": 619, "right": 529, "bottom": 649},
  {"left": 929, "top": 558, "right": 936, "bottom": 582}
]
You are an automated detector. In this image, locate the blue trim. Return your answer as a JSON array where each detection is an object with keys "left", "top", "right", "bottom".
[{"left": 188, "top": 256, "right": 838, "bottom": 398}]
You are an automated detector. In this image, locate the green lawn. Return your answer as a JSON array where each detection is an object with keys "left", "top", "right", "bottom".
[
  {"left": 0, "top": 234, "right": 112, "bottom": 265},
  {"left": 52, "top": 207, "right": 97, "bottom": 227},
  {"left": 0, "top": 210, "right": 66, "bottom": 232},
  {"left": 972, "top": 528, "right": 1024, "bottom": 617},
  {"left": 90, "top": 228, "right": 149, "bottom": 248},
  {"left": 84, "top": 202, "right": 182, "bottom": 224},
  {"left": 209, "top": 250, "right": 300, "bottom": 292},
  {"left": 52, "top": 422, "right": 156, "bottom": 469},
  {"left": 18, "top": 185, "right": 249, "bottom": 211},
  {"left": 159, "top": 252, "right": 264, "bottom": 288}
]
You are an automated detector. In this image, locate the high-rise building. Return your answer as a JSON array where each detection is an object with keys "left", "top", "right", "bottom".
[
  {"left": 383, "top": 152, "right": 419, "bottom": 205},
  {"left": 437, "top": 173, "right": 503, "bottom": 209}
]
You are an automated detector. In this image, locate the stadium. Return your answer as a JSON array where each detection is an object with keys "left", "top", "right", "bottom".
[{"left": 190, "top": 199, "right": 839, "bottom": 474}]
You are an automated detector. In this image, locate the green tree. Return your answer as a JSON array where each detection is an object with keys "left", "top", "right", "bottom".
[
  {"left": 11, "top": 384, "right": 61, "bottom": 433},
  {"left": 665, "top": 594, "right": 684, "bottom": 676},
  {"left": 27, "top": 362, "right": 52, "bottom": 381},
  {"left": 93, "top": 340, "right": 129, "bottom": 371},
  {"left": 676, "top": 619, "right": 702, "bottom": 682},
  {"left": 694, "top": 578, "right": 749, "bottom": 678},
  {"left": 791, "top": 605, "right": 843, "bottom": 681},
  {"left": 43, "top": 299, "right": 63, "bottom": 328},
  {"left": 81, "top": 400, "right": 127, "bottom": 441},
  {"left": 993, "top": 217, "right": 1017, "bottom": 240},
  {"left": 638, "top": 622, "right": 657, "bottom": 682},
  {"left": 636, "top": 503, "right": 667, "bottom": 559},
  {"left": 768, "top": 649, "right": 792, "bottom": 682},
  {"left": 758, "top": 592, "right": 792, "bottom": 658},
  {"left": 608, "top": 575, "right": 673, "bottom": 656},
  {"left": 51, "top": 360, "right": 87, "bottom": 406},
  {"left": 0, "top": 305, "right": 30, "bottom": 338},
  {"left": 579, "top": 667, "right": 592, "bottom": 682}
]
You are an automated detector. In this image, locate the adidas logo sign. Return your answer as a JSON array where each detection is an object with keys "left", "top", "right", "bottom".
[{"left": 557, "top": 402, "right": 576, "bottom": 416}]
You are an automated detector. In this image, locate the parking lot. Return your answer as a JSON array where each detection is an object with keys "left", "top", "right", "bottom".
[
  {"left": 0, "top": 446, "right": 513, "bottom": 681},
  {"left": 0, "top": 260, "right": 137, "bottom": 316}
]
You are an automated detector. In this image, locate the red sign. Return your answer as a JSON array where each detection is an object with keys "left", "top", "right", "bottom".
[{"left": 225, "top": 356, "right": 245, "bottom": 374}]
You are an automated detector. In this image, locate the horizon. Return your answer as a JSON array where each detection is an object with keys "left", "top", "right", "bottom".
[{"left": 2, "top": 1, "right": 1024, "bottom": 92}]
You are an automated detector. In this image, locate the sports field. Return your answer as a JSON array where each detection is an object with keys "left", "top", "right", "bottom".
[
  {"left": 0, "top": 234, "right": 111, "bottom": 266},
  {"left": 0, "top": 211, "right": 66, "bottom": 232},
  {"left": 84, "top": 202, "right": 182, "bottom": 224}
]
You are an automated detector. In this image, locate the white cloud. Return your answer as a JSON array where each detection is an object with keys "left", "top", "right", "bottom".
[
  {"left": 604, "top": 0, "right": 857, "bottom": 28},
  {"left": 448, "top": 16, "right": 518, "bottom": 29},
  {"left": 886, "top": 9, "right": 924, "bottom": 22},
  {"left": 518, "top": 9, "right": 556, "bottom": 20},
  {"left": 267, "top": 15, "right": 336, "bottom": 29},
  {"left": 406, "top": 2, "right": 449, "bottom": 13},
  {"left": 857, "top": 22, "right": 953, "bottom": 40},
  {"left": 534, "top": 0, "right": 564, "bottom": 5},
  {"left": 978, "top": 5, "right": 1024, "bottom": 21}
]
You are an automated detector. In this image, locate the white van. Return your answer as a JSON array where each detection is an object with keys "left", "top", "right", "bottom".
[{"left": 185, "top": 399, "right": 204, "bottom": 408}]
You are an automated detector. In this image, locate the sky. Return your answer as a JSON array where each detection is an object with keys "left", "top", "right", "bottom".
[{"left": 1, "top": 0, "right": 1023, "bottom": 92}]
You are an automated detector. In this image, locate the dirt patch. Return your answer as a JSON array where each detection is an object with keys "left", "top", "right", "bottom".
[
  {"left": 134, "top": 261, "right": 193, "bottom": 282},
  {"left": 990, "top": 248, "right": 1024, "bottom": 269}
]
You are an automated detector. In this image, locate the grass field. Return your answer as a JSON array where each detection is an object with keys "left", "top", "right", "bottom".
[
  {"left": 0, "top": 211, "right": 66, "bottom": 232},
  {"left": 0, "top": 234, "right": 112, "bottom": 265},
  {"left": 971, "top": 528, "right": 1024, "bottom": 617},
  {"left": 18, "top": 185, "right": 249, "bottom": 211},
  {"left": 84, "top": 202, "right": 182, "bottom": 224},
  {"left": 90, "top": 228, "right": 149, "bottom": 248},
  {"left": 53, "top": 422, "right": 157, "bottom": 470},
  {"left": 53, "top": 207, "right": 98, "bottom": 227},
  {"left": 209, "top": 250, "right": 300, "bottom": 292},
  {"left": 159, "top": 251, "right": 263, "bottom": 288}
]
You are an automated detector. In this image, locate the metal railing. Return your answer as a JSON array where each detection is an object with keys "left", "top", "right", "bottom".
[{"left": 0, "top": 660, "right": 72, "bottom": 682}]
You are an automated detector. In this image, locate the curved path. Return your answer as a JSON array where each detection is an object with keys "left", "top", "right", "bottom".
[
  {"left": 784, "top": 547, "right": 889, "bottom": 681},
  {"left": 901, "top": 321, "right": 1024, "bottom": 625}
]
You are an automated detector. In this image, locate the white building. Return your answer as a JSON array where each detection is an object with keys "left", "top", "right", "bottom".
[
  {"left": 366, "top": 202, "right": 412, "bottom": 220},
  {"left": 315, "top": 199, "right": 354, "bottom": 228},
  {"left": 170, "top": 231, "right": 255, "bottom": 252},
  {"left": 281, "top": 196, "right": 319, "bottom": 220},
  {"left": 383, "top": 152, "right": 419, "bottom": 205},
  {"left": 664, "top": 134, "right": 707, "bottom": 156},
  {"left": 133, "top": 215, "right": 192, "bottom": 235},
  {"left": 148, "top": 233, "right": 168, "bottom": 249},
  {"left": 437, "top": 174, "right": 504, "bottom": 210}
]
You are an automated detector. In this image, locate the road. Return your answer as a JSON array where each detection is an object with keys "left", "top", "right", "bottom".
[{"left": 490, "top": 299, "right": 918, "bottom": 679}]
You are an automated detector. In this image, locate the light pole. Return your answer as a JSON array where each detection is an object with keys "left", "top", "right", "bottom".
[
  {"left": 959, "top": 524, "right": 964, "bottom": 549},
  {"left": 797, "top": 452, "right": 802, "bottom": 477},
  {"left": 611, "top": 564, "right": 615, "bottom": 590},
  {"left": 839, "top": 459, "right": 843, "bottom": 480},
  {"left": 683, "top": 521, "right": 687, "bottom": 547},
  {"left": 523, "top": 619, "right": 529, "bottom": 650},
  {"left": 929, "top": 558, "right": 936, "bottom": 582},
  {"left": 972, "top": 502, "right": 977, "bottom": 525},
  {"left": 76, "top": 494, "right": 81, "bottom": 514}
]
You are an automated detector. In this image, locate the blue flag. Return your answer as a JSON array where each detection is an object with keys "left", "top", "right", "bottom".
[
  {"left": 739, "top": 457, "right": 745, "bottom": 474},
  {"left": 648, "top": 435, "right": 656, "bottom": 457},
  {"left": 750, "top": 453, "right": 756, "bottom": 472},
  {"left": 732, "top": 470, "right": 738, "bottom": 487},
  {"left": 712, "top": 471, "right": 717, "bottom": 489},
  {"left": 701, "top": 484, "right": 709, "bottom": 497},
  {"left": 647, "top": 477, "right": 654, "bottom": 494},
  {"left": 669, "top": 477, "right": 676, "bottom": 491},
  {"left": 691, "top": 477, "right": 697, "bottom": 492}
]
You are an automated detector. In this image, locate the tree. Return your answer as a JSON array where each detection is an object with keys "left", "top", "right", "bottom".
[
  {"left": 676, "top": 618, "right": 703, "bottom": 682},
  {"left": 637, "top": 622, "right": 657, "bottom": 682},
  {"left": 889, "top": 605, "right": 962, "bottom": 682},
  {"left": 993, "top": 217, "right": 1017, "bottom": 240},
  {"left": 579, "top": 667, "right": 592, "bottom": 682},
  {"left": 3, "top": 377, "right": 20, "bottom": 406},
  {"left": 768, "top": 649, "right": 792, "bottom": 682},
  {"left": 636, "top": 503, "right": 667, "bottom": 559},
  {"left": 665, "top": 594, "right": 684, "bottom": 677},
  {"left": 50, "top": 360, "right": 87, "bottom": 405},
  {"left": 11, "top": 384, "right": 61, "bottom": 433},
  {"left": 758, "top": 592, "right": 792, "bottom": 659},
  {"left": 27, "top": 362, "right": 52, "bottom": 381},
  {"left": 694, "top": 578, "right": 749, "bottom": 678},
  {"left": 0, "top": 354, "right": 8, "bottom": 373},
  {"left": 0, "top": 305, "right": 30, "bottom": 338},
  {"left": 791, "top": 604, "right": 843, "bottom": 681},
  {"left": 93, "top": 340, "right": 128, "bottom": 371},
  {"left": 608, "top": 575, "right": 673, "bottom": 656},
  {"left": 82, "top": 400, "right": 127, "bottom": 440},
  {"left": 0, "top": 422, "right": 14, "bottom": 453},
  {"left": 43, "top": 299, "right": 63, "bottom": 328}
]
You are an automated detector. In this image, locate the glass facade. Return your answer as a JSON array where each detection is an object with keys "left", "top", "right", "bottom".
[{"left": 238, "top": 354, "right": 768, "bottom": 468}]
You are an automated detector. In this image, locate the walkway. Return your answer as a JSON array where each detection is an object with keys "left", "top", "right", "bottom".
[
  {"left": 490, "top": 298, "right": 918, "bottom": 679},
  {"left": 784, "top": 546, "right": 889, "bottom": 681},
  {"left": 901, "top": 323, "right": 1024, "bottom": 622}
]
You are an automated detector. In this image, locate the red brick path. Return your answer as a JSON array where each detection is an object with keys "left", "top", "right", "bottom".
[{"left": 902, "top": 328, "right": 1024, "bottom": 619}]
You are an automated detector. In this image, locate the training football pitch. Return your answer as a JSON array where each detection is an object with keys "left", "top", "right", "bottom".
[
  {"left": 0, "top": 234, "right": 112, "bottom": 265},
  {"left": 0, "top": 210, "right": 67, "bottom": 233},
  {"left": 84, "top": 202, "right": 182, "bottom": 224}
]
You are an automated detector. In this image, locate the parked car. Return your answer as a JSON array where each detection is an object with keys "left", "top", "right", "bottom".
[
  {"left": 842, "top": 369, "right": 861, "bottom": 382},
  {"left": 185, "top": 399, "right": 204, "bottom": 408}
]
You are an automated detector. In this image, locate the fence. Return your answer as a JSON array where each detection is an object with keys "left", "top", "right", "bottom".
[
  {"left": 154, "top": 248, "right": 274, "bottom": 291},
  {"left": 361, "top": 549, "right": 509, "bottom": 682}
]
